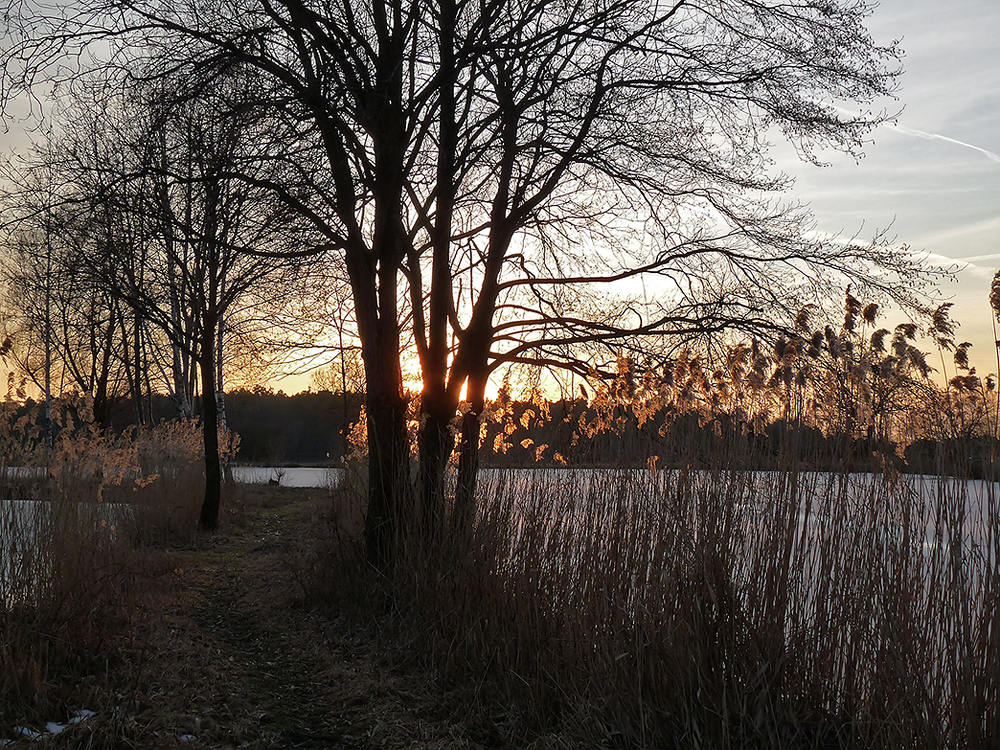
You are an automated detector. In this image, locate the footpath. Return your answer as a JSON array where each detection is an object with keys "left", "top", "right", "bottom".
[{"left": 104, "top": 486, "right": 484, "bottom": 750}]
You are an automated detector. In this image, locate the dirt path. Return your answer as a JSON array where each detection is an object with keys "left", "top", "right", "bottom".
[{"left": 124, "top": 486, "right": 487, "bottom": 750}]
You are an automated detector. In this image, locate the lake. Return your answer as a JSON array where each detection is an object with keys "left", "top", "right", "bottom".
[
  {"left": 4, "top": 468, "right": 998, "bottom": 605},
  {"left": 1, "top": 464, "right": 344, "bottom": 488},
  {"left": 230, "top": 466, "right": 342, "bottom": 487},
  {"left": 0, "top": 498, "right": 130, "bottom": 605}
]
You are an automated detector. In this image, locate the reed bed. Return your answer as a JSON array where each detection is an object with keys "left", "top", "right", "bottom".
[
  {"left": 360, "top": 461, "right": 1000, "bottom": 749},
  {"left": 0, "top": 403, "right": 206, "bottom": 733},
  {"left": 320, "top": 317, "right": 1000, "bottom": 747},
  {"left": 0, "top": 494, "right": 136, "bottom": 725}
]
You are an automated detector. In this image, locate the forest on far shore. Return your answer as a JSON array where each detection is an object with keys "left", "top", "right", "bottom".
[
  {"left": 38, "top": 386, "right": 365, "bottom": 466},
  {"left": 21, "top": 349, "right": 998, "bottom": 479}
]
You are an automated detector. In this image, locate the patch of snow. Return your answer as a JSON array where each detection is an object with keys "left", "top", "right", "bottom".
[{"left": 2, "top": 710, "right": 97, "bottom": 745}]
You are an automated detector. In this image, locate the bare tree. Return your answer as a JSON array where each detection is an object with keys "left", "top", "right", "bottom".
[
  {"left": 3, "top": 72, "right": 317, "bottom": 527},
  {"left": 1, "top": 226, "right": 130, "bottom": 427},
  {"left": 3, "top": 0, "right": 947, "bottom": 562},
  {"left": 308, "top": 280, "right": 365, "bottom": 456},
  {"left": 0, "top": 152, "right": 150, "bottom": 427}
]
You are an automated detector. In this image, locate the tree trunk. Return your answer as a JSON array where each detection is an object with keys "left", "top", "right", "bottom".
[
  {"left": 198, "top": 335, "right": 222, "bottom": 530},
  {"left": 216, "top": 313, "right": 233, "bottom": 484},
  {"left": 130, "top": 315, "right": 144, "bottom": 425},
  {"left": 363, "top": 367, "right": 413, "bottom": 568},
  {"left": 447, "top": 221, "right": 514, "bottom": 533},
  {"left": 417, "top": 0, "right": 458, "bottom": 544},
  {"left": 358, "top": 237, "right": 411, "bottom": 566},
  {"left": 172, "top": 346, "right": 193, "bottom": 418},
  {"left": 453, "top": 371, "right": 487, "bottom": 535},
  {"left": 417, "top": 399, "right": 454, "bottom": 543},
  {"left": 91, "top": 300, "right": 116, "bottom": 428},
  {"left": 143, "top": 342, "right": 154, "bottom": 425},
  {"left": 93, "top": 352, "right": 112, "bottom": 428}
]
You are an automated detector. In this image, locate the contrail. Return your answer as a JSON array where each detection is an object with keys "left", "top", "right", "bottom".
[
  {"left": 817, "top": 99, "right": 1000, "bottom": 165},
  {"left": 890, "top": 123, "right": 1000, "bottom": 164}
]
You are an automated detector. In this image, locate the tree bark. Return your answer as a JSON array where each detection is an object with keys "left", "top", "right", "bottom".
[
  {"left": 355, "top": 41, "right": 413, "bottom": 565},
  {"left": 363, "top": 360, "right": 412, "bottom": 568},
  {"left": 357, "top": 201, "right": 411, "bottom": 566},
  {"left": 132, "top": 314, "right": 144, "bottom": 425},
  {"left": 198, "top": 332, "right": 222, "bottom": 530},
  {"left": 416, "top": 0, "right": 458, "bottom": 543},
  {"left": 418, "top": 399, "right": 454, "bottom": 543},
  {"left": 453, "top": 370, "right": 488, "bottom": 535}
]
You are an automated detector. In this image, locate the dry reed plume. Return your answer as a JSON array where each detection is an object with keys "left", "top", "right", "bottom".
[
  {"left": 0, "top": 394, "right": 212, "bottom": 734},
  {"left": 319, "top": 300, "right": 1000, "bottom": 748}
]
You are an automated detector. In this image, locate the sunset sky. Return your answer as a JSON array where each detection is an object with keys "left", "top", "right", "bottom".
[
  {"left": 2, "top": 0, "right": 998, "bottom": 394},
  {"left": 775, "top": 0, "right": 1000, "bottom": 378},
  {"left": 285, "top": 0, "right": 1000, "bottom": 391}
]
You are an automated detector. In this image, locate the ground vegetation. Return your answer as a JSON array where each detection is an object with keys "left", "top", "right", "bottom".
[{"left": 3, "top": 301, "right": 1000, "bottom": 746}]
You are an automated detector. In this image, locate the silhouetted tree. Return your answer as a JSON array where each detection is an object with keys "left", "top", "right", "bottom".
[
  {"left": 0, "top": 187, "right": 133, "bottom": 427},
  {"left": 3, "top": 0, "right": 947, "bottom": 562},
  {"left": 2, "top": 73, "right": 317, "bottom": 527}
]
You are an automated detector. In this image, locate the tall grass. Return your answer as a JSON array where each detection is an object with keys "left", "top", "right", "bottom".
[
  {"left": 511, "top": 470, "right": 993, "bottom": 743},
  {"left": 0, "top": 495, "right": 137, "bottom": 725},
  {"left": 312, "top": 304, "right": 1000, "bottom": 746},
  {"left": 0, "top": 397, "right": 207, "bottom": 733},
  {"left": 321, "top": 415, "right": 1000, "bottom": 748}
]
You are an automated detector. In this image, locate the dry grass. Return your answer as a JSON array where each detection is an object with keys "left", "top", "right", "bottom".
[
  {"left": 7, "top": 445, "right": 998, "bottom": 749},
  {"left": 6, "top": 360, "right": 1000, "bottom": 748},
  {"left": 0, "top": 408, "right": 207, "bottom": 738},
  {"left": 0, "top": 496, "right": 137, "bottom": 731},
  {"left": 3, "top": 476, "right": 507, "bottom": 749},
  {"left": 315, "top": 449, "right": 1000, "bottom": 748}
]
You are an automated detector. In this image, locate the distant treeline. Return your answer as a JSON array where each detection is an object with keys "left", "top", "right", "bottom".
[
  {"left": 223, "top": 388, "right": 363, "bottom": 465},
  {"left": 16, "top": 387, "right": 364, "bottom": 466},
  {"left": 12, "top": 386, "right": 998, "bottom": 477}
]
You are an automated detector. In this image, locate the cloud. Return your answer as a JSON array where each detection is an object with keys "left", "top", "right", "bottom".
[
  {"left": 922, "top": 250, "right": 1000, "bottom": 281},
  {"left": 888, "top": 123, "right": 1000, "bottom": 165},
  {"left": 916, "top": 215, "right": 1000, "bottom": 248},
  {"left": 948, "top": 252, "right": 1000, "bottom": 264}
]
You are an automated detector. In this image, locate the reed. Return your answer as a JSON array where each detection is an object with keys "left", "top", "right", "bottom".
[
  {"left": 0, "top": 398, "right": 206, "bottom": 733},
  {"left": 323, "top": 404, "right": 1000, "bottom": 748},
  {"left": 308, "top": 298, "right": 1000, "bottom": 746}
]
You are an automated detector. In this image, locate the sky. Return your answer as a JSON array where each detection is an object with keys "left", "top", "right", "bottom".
[
  {"left": 1, "top": 0, "right": 998, "bottom": 395},
  {"left": 277, "top": 0, "right": 1000, "bottom": 393},
  {"left": 773, "top": 0, "right": 1000, "bottom": 379}
]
